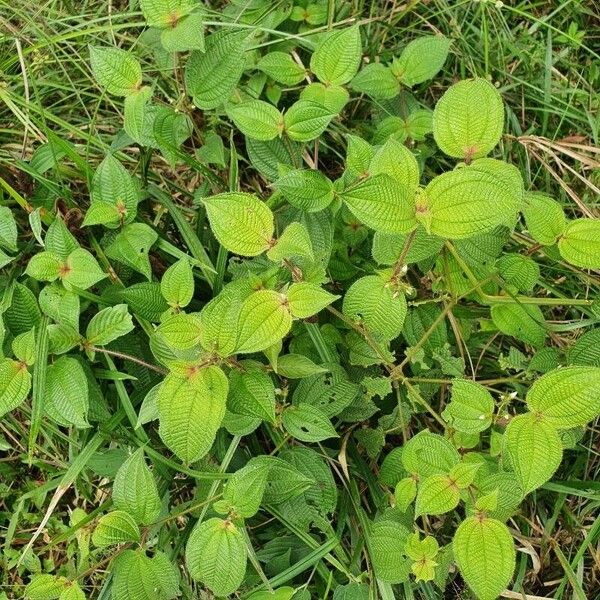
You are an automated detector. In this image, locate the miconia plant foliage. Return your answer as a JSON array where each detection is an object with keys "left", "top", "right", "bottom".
[{"left": 2, "top": 2, "right": 600, "bottom": 600}]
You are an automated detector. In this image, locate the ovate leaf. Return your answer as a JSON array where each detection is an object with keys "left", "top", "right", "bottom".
[
  {"left": 504, "top": 413, "right": 562, "bottom": 493},
  {"left": 274, "top": 169, "right": 334, "bottom": 212},
  {"left": 85, "top": 304, "right": 134, "bottom": 346},
  {"left": 234, "top": 290, "right": 292, "bottom": 354},
  {"left": 343, "top": 275, "right": 407, "bottom": 340},
  {"left": 558, "top": 218, "right": 600, "bottom": 268},
  {"left": 0, "top": 358, "right": 31, "bottom": 418},
  {"left": 522, "top": 193, "right": 566, "bottom": 245},
  {"left": 391, "top": 36, "right": 451, "bottom": 87},
  {"left": 140, "top": 0, "right": 196, "bottom": 27},
  {"left": 369, "top": 520, "right": 411, "bottom": 583},
  {"left": 453, "top": 517, "right": 515, "bottom": 600},
  {"left": 203, "top": 192, "right": 274, "bottom": 256},
  {"left": 89, "top": 46, "right": 142, "bottom": 96},
  {"left": 221, "top": 457, "right": 271, "bottom": 517},
  {"left": 433, "top": 78, "right": 504, "bottom": 160},
  {"left": 61, "top": 248, "right": 107, "bottom": 290},
  {"left": 226, "top": 100, "right": 283, "bottom": 141},
  {"left": 45, "top": 357, "right": 89, "bottom": 428},
  {"left": 228, "top": 367, "right": 276, "bottom": 424},
  {"left": 350, "top": 63, "right": 399, "bottom": 99},
  {"left": 282, "top": 403, "right": 338, "bottom": 442},
  {"left": 158, "top": 367, "right": 228, "bottom": 463},
  {"left": 161, "top": 258, "right": 194, "bottom": 308},
  {"left": 340, "top": 174, "right": 416, "bottom": 234},
  {"left": 113, "top": 448, "right": 161, "bottom": 524},
  {"left": 160, "top": 12, "right": 205, "bottom": 52},
  {"left": 185, "top": 518, "right": 247, "bottom": 596},
  {"left": 442, "top": 379, "right": 494, "bottom": 433},
  {"left": 369, "top": 137, "right": 420, "bottom": 190},
  {"left": 525, "top": 366, "right": 600, "bottom": 428},
  {"left": 106, "top": 222, "right": 158, "bottom": 280},
  {"left": 415, "top": 474, "right": 460, "bottom": 517},
  {"left": 92, "top": 510, "right": 140, "bottom": 547},
  {"left": 185, "top": 31, "right": 248, "bottom": 109},
  {"left": 0, "top": 206, "right": 18, "bottom": 252},
  {"left": 257, "top": 51, "right": 306, "bottom": 85},
  {"left": 267, "top": 222, "right": 314, "bottom": 263},
  {"left": 420, "top": 167, "right": 520, "bottom": 239},
  {"left": 287, "top": 282, "right": 339, "bottom": 318},
  {"left": 310, "top": 26, "right": 362, "bottom": 85},
  {"left": 284, "top": 100, "right": 336, "bottom": 142}
]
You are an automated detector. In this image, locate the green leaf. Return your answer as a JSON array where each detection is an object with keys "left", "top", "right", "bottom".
[
  {"left": 48, "top": 324, "right": 81, "bottom": 355},
  {"left": 161, "top": 258, "right": 194, "bottom": 308},
  {"left": 38, "top": 284, "right": 79, "bottom": 329},
  {"left": 568, "top": 329, "right": 600, "bottom": 366},
  {"left": 391, "top": 36, "right": 451, "bottom": 87},
  {"left": 372, "top": 227, "right": 443, "bottom": 266},
  {"left": 293, "top": 364, "right": 358, "bottom": 417},
  {"left": 282, "top": 403, "right": 338, "bottom": 442},
  {"left": 85, "top": 154, "right": 139, "bottom": 228},
  {"left": 442, "top": 379, "right": 494, "bottom": 433},
  {"left": 369, "top": 138, "right": 420, "bottom": 190},
  {"left": 12, "top": 328, "right": 36, "bottom": 366},
  {"left": 61, "top": 248, "right": 107, "bottom": 290},
  {"left": 276, "top": 354, "right": 328, "bottom": 379},
  {"left": 310, "top": 25, "right": 362, "bottom": 85},
  {"left": 287, "top": 282, "right": 339, "bottom": 318},
  {"left": 226, "top": 100, "right": 283, "bottom": 141},
  {"left": 433, "top": 78, "right": 504, "bottom": 160},
  {"left": 0, "top": 206, "right": 18, "bottom": 252},
  {"left": 274, "top": 169, "right": 334, "bottom": 212},
  {"left": 235, "top": 290, "right": 292, "bottom": 354},
  {"left": 247, "top": 588, "right": 295, "bottom": 600},
  {"left": 156, "top": 312, "right": 203, "bottom": 351},
  {"left": 300, "top": 82, "right": 350, "bottom": 113},
  {"left": 246, "top": 137, "right": 301, "bottom": 181},
  {"left": 140, "top": 0, "right": 196, "bottom": 27},
  {"left": 267, "top": 222, "right": 314, "bottom": 263},
  {"left": 0, "top": 358, "right": 31, "bottom": 418},
  {"left": 420, "top": 166, "right": 521, "bottom": 239},
  {"left": 45, "top": 217, "right": 78, "bottom": 258},
  {"left": 415, "top": 474, "right": 460, "bottom": 517},
  {"left": 525, "top": 366, "right": 600, "bottom": 428},
  {"left": 203, "top": 192, "right": 274, "bottom": 256},
  {"left": 45, "top": 356, "right": 89, "bottom": 428},
  {"left": 124, "top": 87, "right": 158, "bottom": 147},
  {"left": 491, "top": 302, "right": 546, "bottom": 348},
  {"left": 158, "top": 367, "right": 228, "bottom": 463},
  {"left": 153, "top": 106, "right": 193, "bottom": 165},
  {"left": 504, "top": 413, "right": 562, "bottom": 493},
  {"left": 558, "top": 218, "right": 600, "bottom": 268},
  {"left": 221, "top": 457, "right": 271, "bottom": 517},
  {"left": 86, "top": 304, "right": 134, "bottom": 346},
  {"left": 401, "top": 431, "right": 460, "bottom": 477},
  {"left": 350, "top": 63, "right": 399, "bottom": 99},
  {"left": 160, "top": 12, "right": 205, "bottom": 52},
  {"left": 120, "top": 282, "right": 169, "bottom": 322},
  {"left": 199, "top": 284, "right": 244, "bottom": 357},
  {"left": 92, "top": 510, "right": 140, "bottom": 547},
  {"left": 25, "top": 574, "right": 67, "bottom": 600},
  {"left": 111, "top": 549, "right": 180, "bottom": 600},
  {"left": 453, "top": 517, "right": 515, "bottom": 600},
  {"left": 113, "top": 448, "right": 161, "bottom": 524},
  {"left": 522, "top": 193, "right": 566, "bottom": 245},
  {"left": 284, "top": 100, "right": 336, "bottom": 142},
  {"left": 369, "top": 519, "right": 411, "bottom": 583},
  {"left": 496, "top": 254, "right": 539, "bottom": 292},
  {"left": 341, "top": 174, "right": 416, "bottom": 233},
  {"left": 185, "top": 31, "right": 248, "bottom": 109},
  {"left": 106, "top": 222, "right": 158, "bottom": 280},
  {"left": 343, "top": 275, "right": 407, "bottom": 340},
  {"left": 257, "top": 51, "right": 305, "bottom": 85},
  {"left": 228, "top": 366, "right": 276, "bottom": 424},
  {"left": 394, "top": 477, "right": 417, "bottom": 512},
  {"left": 185, "top": 518, "right": 247, "bottom": 596},
  {"left": 25, "top": 251, "right": 63, "bottom": 282},
  {"left": 89, "top": 46, "right": 142, "bottom": 96}
]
